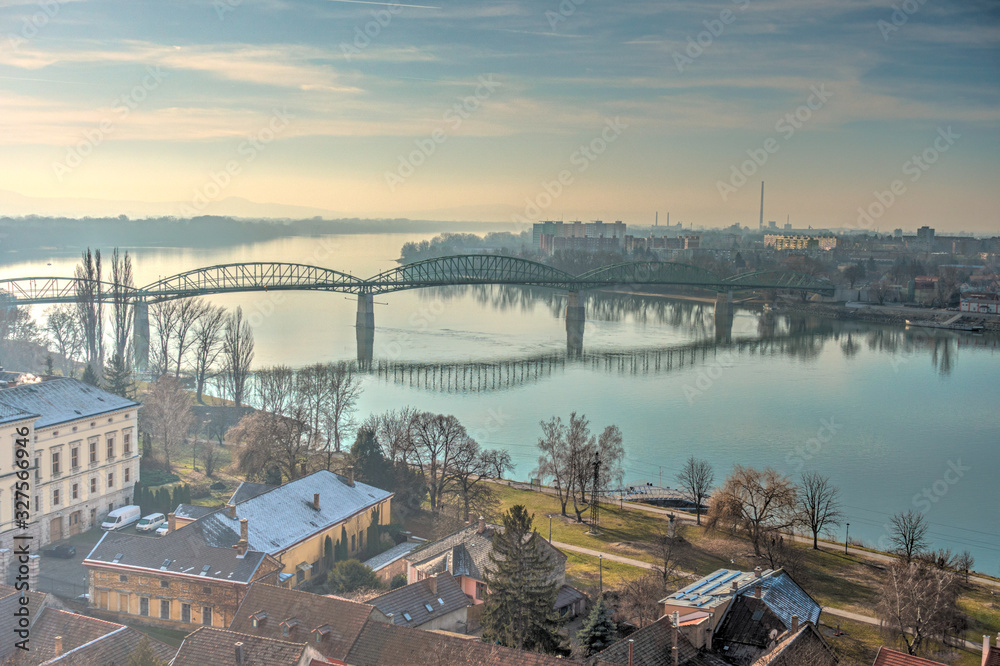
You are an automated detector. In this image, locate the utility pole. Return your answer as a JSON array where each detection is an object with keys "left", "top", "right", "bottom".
[
  {"left": 845, "top": 523, "right": 850, "bottom": 555},
  {"left": 590, "top": 452, "right": 601, "bottom": 531},
  {"left": 599, "top": 554, "right": 603, "bottom": 595}
]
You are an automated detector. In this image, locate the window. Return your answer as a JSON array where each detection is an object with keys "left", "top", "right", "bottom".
[
  {"left": 476, "top": 581, "right": 487, "bottom": 600},
  {"left": 52, "top": 489, "right": 60, "bottom": 506},
  {"left": 107, "top": 472, "right": 114, "bottom": 488},
  {"left": 124, "top": 467, "right": 130, "bottom": 483},
  {"left": 106, "top": 436, "right": 115, "bottom": 459},
  {"left": 160, "top": 580, "right": 170, "bottom": 588},
  {"left": 123, "top": 432, "right": 131, "bottom": 455},
  {"left": 89, "top": 440, "right": 97, "bottom": 463},
  {"left": 351, "top": 534, "right": 355, "bottom": 552},
  {"left": 72, "top": 483, "right": 79, "bottom": 500},
  {"left": 34, "top": 457, "right": 40, "bottom": 481},
  {"left": 119, "top": 574, "right": 128, "bottom": 583},
  {"left": 296, "top": 569, "right": 305, "bottom": 584},
  {"left": 181, "top": 603, "right": 191, "bottom": 623},
  {"left": 71, "top": 446, "right": 79, "bottom": 468},
  {"left": 139, "top": 597, "right": 149, "bottom": 617},
  {"left": 202, "top": 606, "right": 212, "bottom": 626},
  {"left": 51, "top": 451, "right": 60, "bottom": 476},
  {"left": 160, "top": 599, "right": 170, "bottom": 619},
  {"left": 90, "top": 478, "right": 97, "bottom": 493},
  {"left": 202, "top": 586, "right": 212, "bottom": 595}
]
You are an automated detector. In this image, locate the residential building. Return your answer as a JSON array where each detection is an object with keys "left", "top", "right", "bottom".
[
  {"left": 0, "top": 378, "right": 140, "bottom": 552},
  {"left": 960, "top": 292, "right": 999, "bottom": 314},
  {"left": 362, "top": 539, "right": 422, "bottom": 584},
  {"left": 403, "top": 517, "right": 566, "bottom": 607},
  {"left": 594, "top": 614, "right": 727, "bottom": 666},
  {"left": 21, "top": 607, "right": 176, "bottom": 665},
  {"left": 871, "top": 646, "right": 949, "bottom": 666},
  {"left": 533, "top": 220, "right": 627, "bottom": 254},
  {"left": 83, "top": 518, "right": 283, "bottom": 630},
  {"left": 193, "top": 470, "right": 393, "bottom": 587},
  {"left": 172, "top": 502, "right": 215, "bottom": 528},
  {"left": 764, "top": 234, "right": 837, "bottom": 251},
  {"left": 369, "top": 572, "right": 471, "bottom": 633},
  {"left": 171, "top": 627, "right": 331, "bottom": 666},
  {"left": 228, "top": 582, "right": 389, "bottom": 662}
]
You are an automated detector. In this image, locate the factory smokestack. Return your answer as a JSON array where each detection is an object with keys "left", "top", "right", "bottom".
[{"left": 759, "top": 181, "right": 765, "bottom": 231}]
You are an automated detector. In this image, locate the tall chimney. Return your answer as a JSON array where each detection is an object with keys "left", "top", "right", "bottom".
[
  {"left": 427, "top": 574, "right": 437, "bottom": 595},
  {"left": 313, "top": 493, "right": 320, "bottom": 510},
  {"left": 627, "top": 639, "right": 634, "bottom": 666},
  {"left": 477, "top": 516, "right": 486, "bottom": 534},
  {"left": 754, "top": 566, "right": 763, "bottom": 579},
  {"left": 54, "top": 636, "right": 63, "bottom": 657},
  {"left": 235, "top": 641, "right": 245, "bottom": 666},
  {"left": 167, "top": 512, "right": 176, "bottom": 533},
  {"left": 226, "top": 503, "right": 236, "bottom": 519},
  {"left": 672, "top": 611, "right": 680, "bottom": 666},
  {"left": 759, "top": 181, "right": 764, "bottom": 231},
  {"left": 791, "top": 615, "right": 799, "bottom": 633},
  {"left": 754, "top": 584, "right": 762, "bottom": 599},
  {"left": 240, "top": 518, "right": 248, "bottom": 542},
  {"left": 347, "top": 466, "right": 355, "bottom": 487}
]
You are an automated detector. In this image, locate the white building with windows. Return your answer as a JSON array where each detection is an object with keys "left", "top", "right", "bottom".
[{"left": 0, "top": 378, "right": 140, "bottom": 552}]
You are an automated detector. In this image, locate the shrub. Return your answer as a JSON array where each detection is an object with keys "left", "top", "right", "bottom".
[
  {"left": 209, "top": 481, "right": 227, "bottom": 491},
  {"left": 190, "top": 483, "right": 212, "bottom": 500},
  {"left": 139, "top": 469, "right": 180, "bottom": 487},
  {"left": 326, "top": 560, "right": 381, "bottom": 595},
  {"left": 390, "top": 573, "right": 407, "bottom": 590}
]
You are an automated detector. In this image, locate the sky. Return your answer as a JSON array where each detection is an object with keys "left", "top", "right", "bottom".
[{"left": 1, "top": 0, "right": 998, "bottom": 232}]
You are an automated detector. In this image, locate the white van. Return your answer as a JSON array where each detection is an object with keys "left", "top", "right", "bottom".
[
  {"left": 101, "top": 505, "right": 141, "bottom": 531},
  {"left": 135, "top": 513, "right": 166, "bottom": 533}
]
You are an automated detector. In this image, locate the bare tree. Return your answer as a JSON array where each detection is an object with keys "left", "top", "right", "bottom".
[
  {"left": 109, "top": 248, "right": 135, "bottom": 362},
  {"left": 171, "top": 297, "right": 210, "bottom": 377},
  {"left": 614, "top": 574, "right": 664, "bottom": 629},
  {"left": 74, "top": 248, "right": 104, "bottom": 376},
  {"left": 595, "top": 424, "right": 625, "bottom": 492},
  {"left": 888, "top": 510, "right": 929, "bottom": 564},
  {"left": 364, "top": 407, "right": 417, "bottom": 464},
  {"left": 954, "top": 551, "right": 974, "bottom": 584},
  {"left": 651, "top": 527, "right": 682, "bottom": 591},
  {"left": 481, "top": 448, "right": 513, "bottom": 480},
  {"left": 707, "top": 466, "right": 798, "bottom": 557},
  {"left": 149, "top": 300, "right": 180, "bottom": 376},
  {"left": 0, "top": 296, "right": 41, "bottom": 370},
  {"left": 406, "top": 412, "right": 469, "bottom": 513},
  {"left": 449, "top": 438, "right": 498, "bottom": 520},
  {"left": 320, "top": 362, "right": 363, "bottom": 457},
  {"left": 191, "top": 305, "right": 226, "bottom": 403},
  {"left": 568, "top": 413, "right": 597, "bottom": 523},
  {"left": 797, "top": 472, "right": 843, "bottom": 549},
  {"left": 45, "top": 305, "right": 85, "bottom": 376},
  {"left": 877, "top": 560, "right": 962, "bottom": 655},
  {"left": 253, "top": 365, "right": 296, "bottom": 414},
  {"left": 229, "top": 410, "right": 311, "bottom": 483},
  {"left": 140, "top": 375, "right": 195, "bottom": 472},
  {"left": 535, "top": 416, "right": 573, "bottom": 516},
  {"left": 221, "top": 306, "right": 254, "bottom": 408},
  {"left": 676, "top": 456, "right": 714, "bottom": 526}
]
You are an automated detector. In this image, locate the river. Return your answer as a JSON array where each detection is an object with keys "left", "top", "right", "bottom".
[{"left": 5, "top": 231, "right": 999, "bottom": 574}]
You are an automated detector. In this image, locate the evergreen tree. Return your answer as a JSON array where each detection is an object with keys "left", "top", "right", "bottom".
[
  {"left": 481, "top": 504, "right": 563, "bottom": 654},
  {"left": 127, "top": 636, "right": 167, "bottom": 666},
  {"left": 351, "top": 429, "right": 393, "bottom": 490},
  {"left": 366, "top": 507, "right": 381, "bottom": 558},
  {"left": 103, "top": 352, "right": 135, "bottom": 398},
  {"left": 133, "top": 481, "right": 143, "bottom": 512},
  {"left": 576, "top": 595, "right": 617, "bottom": 656},
  {"left": 338, "top": 526, "right": 349, "bottom": 560},
  {"left": 81, "top": 363, "right": 100, "bottom": 387},
  {"left": 324, "top": 535, "right": 335, "bottom": 569}
]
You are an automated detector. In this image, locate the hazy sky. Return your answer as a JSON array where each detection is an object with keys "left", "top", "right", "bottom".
[{"left": 1, "top": 0, "right": 998, "bottom": 231}]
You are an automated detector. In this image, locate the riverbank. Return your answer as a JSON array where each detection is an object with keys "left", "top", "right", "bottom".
[{"left": 774, "top": 300, "right": 1000, "bottom": 333}]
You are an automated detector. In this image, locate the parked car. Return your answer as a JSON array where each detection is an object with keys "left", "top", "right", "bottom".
[
  {"left": 154, "top": 524, "right": 169, "bottom": 537},
  {"left": 101, "top": 505, "right": 141, "bottom": 531},
  {"left": 135, "top": 513, "right": 166, "bottom": 533},
  {"left": 42, "top": 545, "right": 76, "bottom": 558}
]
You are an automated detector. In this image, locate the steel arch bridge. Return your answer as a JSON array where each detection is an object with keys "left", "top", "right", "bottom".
[{"left": 0, "top": 255, "right": 834, "bottom": 304}]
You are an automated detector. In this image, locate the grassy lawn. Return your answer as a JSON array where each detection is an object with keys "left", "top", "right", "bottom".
[{"left": 564, "top": 551, "right": 648, "bottom": 597}]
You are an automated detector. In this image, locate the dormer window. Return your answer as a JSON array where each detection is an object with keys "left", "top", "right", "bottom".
[
  {"left": 312, "top": 625, "right": 331, "bottom": 643},
  {"left": 250, "top": 611, "right": 267, "bottom": 628}
]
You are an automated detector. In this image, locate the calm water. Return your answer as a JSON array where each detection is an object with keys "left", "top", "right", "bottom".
[{"left": 6, "top": 233, "right": 1000, "bottom": 573}]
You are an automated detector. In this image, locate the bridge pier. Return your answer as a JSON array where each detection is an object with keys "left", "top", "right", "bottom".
[
  {"left": 566, "top": 291, "right": 585, "bottom": 356},
  {"left": 133, "top": 300, "right": 150, "bottom": 372},
  {"left": 714, "top": 291, "right": 733, "bottom": 344},
  {"left": 356, "top": 293, "right": 375, "bottom": 367}
]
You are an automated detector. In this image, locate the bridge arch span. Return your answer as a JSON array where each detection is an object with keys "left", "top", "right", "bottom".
[
  {"left": 576, "top": 261, "right": 725, "bottom": 290},
  {"left": 139, "top": 262, "right": 365, "bottom": 301},
  {"left": 366, "top": 254, "right": 577, "bottom": 294},
  {"left": 721, "top": 270, "right": 834, "bottom": 295}
]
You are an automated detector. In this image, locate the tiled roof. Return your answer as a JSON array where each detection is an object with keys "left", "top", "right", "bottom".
[
  {"left": 554, "top": 584, "right": 586, "bottom": 610},
  {"left": 595, "top": 615, "right": 728, "bottom": 666},
  {"left": 40, "top": 626, "right": 176, "bottom": 665},
  {"left": 750, "top": 623, "right": 837, "bottom": 666},
  {"left": 0, "top": 377, "right": 138, "bottom": 429},
  {"left": 712, "top": 595, "right": 785, "bottom": 661},
  {"left": 23, "top": 609, "right": 125, "bottom": 664},
  {"left": 173, "top": 503, "right": 216, "bottom": 521},
  {"left": 229, "top": 481, "right": 276, "bottom": 505},
  {"left": 363, "top": 541, "right": 421, "bottom": 572},
  {"left": 171, "top": 627, "right": 316, "bottom": 666},
  {"left": 198, "top": 470, "right": 392, "bottom": 555},
  {"left": 369, "top": 573, "right": 470, "bottom": 628},
  {"left": 84, "top": 521, "right": 269, "bottom": 584},
  {"left": 345, "top": 619, "right": 580, "bottom": 665},
  {"left": 0, "top": 584, "right": 46, "bottom": 661},
  {"left": 229, "top": 583, "right": 377, "bottom": 661},
  {"left": 747, "top": 571, "right": 821, "bottom": 628},
  {"left": 0, "top": 401, "right": 38, "bottom": 425},
  {"left": 872, "top": 647, "right": 949, "bottom": 666}
]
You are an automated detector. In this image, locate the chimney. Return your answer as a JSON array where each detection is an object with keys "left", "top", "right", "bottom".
[
  {"left": 235, "top": 641, "right": 246, "bottom": 666},
  {"left": 754, "top": 566, "right": 762, "bottom": 579},
  {"left": 791, "top": 615, "right": 799, "bottom": 633},
  {"left": 427, "top": 574, "right": 437, "bottom": 595},
  {"left": 984, "top": 635, "right": 990, "bottom": 666},
  {"left": 477, "top": 516, "right": 486, "bottom": 534},
  {"left": 54, "top": 636, "right": 63, "bottom": 657},
  {"left": 167, "top": 512, "right": 176, "bottom": 533},
  {"left": 226, "top": 503, "right": 237, "bottom": 519},
  {"left": 627, "top": 639, "right": 634, "bottom": 666},
  {"left": 313, "top": 493, "right": 320, "bottom": 510},
  {"left": 730, "top": 580, "right": 738, "bottom": 592},
  {"left": 240, "top": 518, "right": 248, "bottom": 542},
  {"left": 347, "top": 466, "right": 355, "bottom": 487},
  {"left": 671, "top": 611, "right": 680, "bottom": 666},
  {"left": 754, "top": 585, "right": 762, "bottom": 599},
  {"left": 234, "top": 519, "right": 249, "bottom": 557}
]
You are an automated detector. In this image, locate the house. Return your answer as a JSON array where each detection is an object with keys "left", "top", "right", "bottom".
[
  {"left": 172, "top": 503, "right": 215, "bottom": 528},
  {"left": 871, "top": 647, "right": 950, "bottom": 666},
  {"left": 403, "top": 516, "right": 566, "bottom": 606},
  {"left": 228, "top": 582, "right": 389, "bottom": 662},
  {"left": 743, "top": 620, "right": 836, "bottom": 666},
  {"left": 193, "top": 470, "right": 392, "bottom": 587},
  {"left": 0, "top": 378, "right": 140, "bottom": 550},
  {"left": 15, "top": 607, "right": 176, "bottom": 665},
  {"left": 83, "top": 517, "right": 283, "bottom": 630},
  {"left": 344, "top": 616, "right": 580, "bottom": 665},
  {"left": 369, "top": 572, "right": 471, "bottom": 633},
  {"left": 985, "top": 634, "right": 1000, "bottom": 666},
  {"left": 0, "top": 584, "right": 47, "bottom": 662},
  {"left": 362, "top": 540, "right": 422, "bottom": 584},
  {"left": 170, "top": 627, "right": 332, "bottom": 666},
  {"left": 594, "top": 614, "right": 728, "bottom": 666}
]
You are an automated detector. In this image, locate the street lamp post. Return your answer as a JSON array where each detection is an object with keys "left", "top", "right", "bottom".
[
  {"left": 845, "top": 523, "right": 850, "bottom": 555},
  {"left": 599, "top": 554, "right": 603, "bottom": 595},
  {"left": 548, "top": 515, "right": 552, "bottom": 544}
]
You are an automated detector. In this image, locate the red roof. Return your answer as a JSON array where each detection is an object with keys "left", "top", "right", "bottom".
[{"left": 872, "top": 646, "right": 949, "bottom": 666}]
